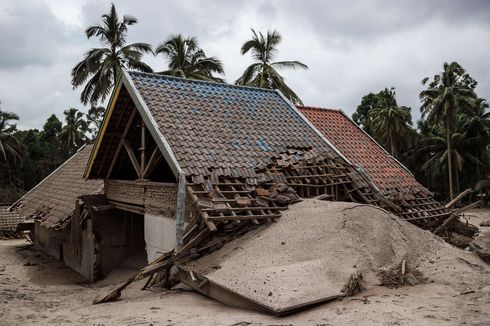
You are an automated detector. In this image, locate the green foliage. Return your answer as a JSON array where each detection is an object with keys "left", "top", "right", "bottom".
[
  {"left": 0, "top": 105, "right": 25, "bottom": 163},
  {"left": 355, "top": 63, "right": 489, "bottom": 201},
  {"left": 156, "top": 35, "right": 224, "bottom": 82},
  {"left": 352, "top": 88, "right": 416, "bottom": 158},
  {"left": 59, "top": 108, "right": 89, "bottom": 155},
  {"left": 86, "top": 106, "right": 105, "bottom": 140},
  {"left": 236, "top": 29, "right": 308, "bottom": 105},
  {"left": 368, "top": 88, "right": 414, "bottom": 157},
  {"left": 352, "top": 92, "right": 379, "bottom": 133},
  {"left": 0, "top": 103, "right": 97, "bottom": 198},
  {"left": 71, "top": 3, "right": 153, "bottom": 105}
]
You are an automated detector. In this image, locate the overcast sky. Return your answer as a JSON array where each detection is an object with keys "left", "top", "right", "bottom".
[{"left": 1, "top": 0, "right": 489, "bottom": 129}]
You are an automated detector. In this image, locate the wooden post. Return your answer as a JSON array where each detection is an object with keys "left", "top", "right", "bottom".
[
  {"left": 140, "top": 120, "right": 146, "bottom": 178},
  {"left": 175, "top": 173, "right": 186, "bottom": 252}
]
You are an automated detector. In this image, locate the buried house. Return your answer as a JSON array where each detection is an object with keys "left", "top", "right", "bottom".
[{"left": 82, "top": 70, "right": 472, "bottom": 292}]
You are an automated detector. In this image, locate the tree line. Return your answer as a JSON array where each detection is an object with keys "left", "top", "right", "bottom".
[
  {"left": 353, "top": 62, "right": 489, "bottom": 200},
  {"left": 1, "top": 3, "right": 488, "bottom": 203}
]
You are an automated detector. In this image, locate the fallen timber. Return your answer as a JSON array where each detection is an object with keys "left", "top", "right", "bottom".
[{"left": 94, "top": 152, "right": 477, "bottom": 308}]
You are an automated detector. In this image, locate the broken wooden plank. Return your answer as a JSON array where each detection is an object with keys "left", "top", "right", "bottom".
[{"left": 445, "top": 188, "right": 472, "bottom": 208}]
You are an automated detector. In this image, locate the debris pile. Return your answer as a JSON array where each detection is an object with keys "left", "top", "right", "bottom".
[
  {"left": 177, "top": 199, "right": 446, "bottom": 315},
  {"left": 377, "top": 260, "right": 427, "bottom": 288}
]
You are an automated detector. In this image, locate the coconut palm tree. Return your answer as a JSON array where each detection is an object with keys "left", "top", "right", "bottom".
[
  {"left": 236, "top": 29, "right": 308, "bottom": 105},
  {"left": 59, "top": 108, "right": 89, "bottom": 155},
  {"left": 72, "top": 3, "right": 153, "bottom": 105},
  {"left": 369, "top": 88, "right": 413, "bottom": 157},
  {"left": 155, "top": 35, "right": 224, "bottom": 82},
  {"left": 417, "top": 126, "right": 485, "bottom": 195},
  {"left": 0, "top": 106, "right": 24, "bottom": 162},
  {"left": 419, "top": 62, "right": 476, "bottom": 199}
]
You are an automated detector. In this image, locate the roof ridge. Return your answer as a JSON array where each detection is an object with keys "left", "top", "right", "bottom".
[
  {"left": 297, "top": 105, "right": 342, "bottom": 112},
  {"left": 128, "top": 71, "right": 281, "bottom": 94}
]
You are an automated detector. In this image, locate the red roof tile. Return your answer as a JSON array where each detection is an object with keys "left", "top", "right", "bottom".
[{"left": 298, "top": 106, "right": 430, "bottom": 197}]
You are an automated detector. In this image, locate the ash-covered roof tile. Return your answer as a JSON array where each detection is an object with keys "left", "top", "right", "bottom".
[
  {"left": 127, "top": 72, "right": 337, "bottom": 177},
  {"left": 12, "top": 145, "right": 103, "bottom": 229},
  {"left": 0, "top": 206, "right": 24, "bottom": 231}
]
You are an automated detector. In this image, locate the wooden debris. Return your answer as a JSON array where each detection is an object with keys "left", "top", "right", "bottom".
[
  {"left": 255, "top": 188, "right": 270, "bottom": 197},
  {"left": 445, "top": 188, "right": 472, "bottom": 208},
  {"left": 435, "top": 200, "right": 483, "bottom": 235}
]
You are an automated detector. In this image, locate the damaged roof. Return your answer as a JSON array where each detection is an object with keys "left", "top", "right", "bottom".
[
  {"left": 298, "top": 106, "right": 431, "bottom": 197},
  {"left": 11, "top": 145, "right": 103, "bottom": 229},
  {"left": 86, "top": 71, "right": 344, "bottom": 179}
]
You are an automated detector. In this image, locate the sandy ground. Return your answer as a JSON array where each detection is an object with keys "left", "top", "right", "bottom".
[{"left": 0, "top": 209, "right": 489, "bottom": 325}]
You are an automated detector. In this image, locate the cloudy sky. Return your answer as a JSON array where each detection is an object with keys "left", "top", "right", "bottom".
[{"left": 1, "top": 0, "right": 489, "bottom": 129}]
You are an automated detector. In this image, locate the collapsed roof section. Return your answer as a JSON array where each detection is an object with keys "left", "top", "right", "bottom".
[
  {"left": 298, "top": 106, "right": 455, "bottom": 226},
  {"left": 298, "top": 106, "right": 429, "bottom": 199},
  {"left": 11, "top": 145, "right": 103, "bottom": 229}
]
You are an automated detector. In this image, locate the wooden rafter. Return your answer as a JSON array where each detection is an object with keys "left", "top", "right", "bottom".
[
  {"left": 143, "top": 147, "right": 163, "bottom": 179},
  {"left": 106, "top": 108, "right": 137, "bottom": 178},
  {"left": 123, "top": 138, "right": 141, "bottom": 178},
  {"left": 96, "top": 97, "right": 130, "bottom": 176}
]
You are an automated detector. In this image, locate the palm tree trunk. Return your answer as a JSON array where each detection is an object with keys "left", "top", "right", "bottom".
[
  {"left": 390, "top": 129, "right": 396, "bottom": 157},
  {"left": 446, "top": 109, "right": 455, "bottom": 200},
  {"left": 476, "top": 132, "right": 481, "bottom": 179}
]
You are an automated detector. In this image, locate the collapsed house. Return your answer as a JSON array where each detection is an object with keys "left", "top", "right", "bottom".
[
  {"left": 77, "top": 70, "right": 476, "bottom": 307},
  {"left": 7, "top": 70, "right": 477, "bottom": 312},
  {"left": 8, "top": 145, "right": 108, "bottom": 280}
]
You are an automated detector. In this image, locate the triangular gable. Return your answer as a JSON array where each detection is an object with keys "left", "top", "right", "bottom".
[{"left": 85, "top": 71, "right": 182, "bottom": 181}]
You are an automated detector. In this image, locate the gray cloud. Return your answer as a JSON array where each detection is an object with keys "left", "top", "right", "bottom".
[
  {"left": 0, "top": 1, "right": 78, "bottom": 70},
  {"left": 0, "top": 0, "right": 489, "bottom": 129}
]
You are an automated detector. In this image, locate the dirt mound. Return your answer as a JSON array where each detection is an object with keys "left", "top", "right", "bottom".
[
  {"left": 470, "top": 231, "right": 490, "bottom": 263},
  {"left": 181, "top": 200, "right": 448, "bottom": 314}
]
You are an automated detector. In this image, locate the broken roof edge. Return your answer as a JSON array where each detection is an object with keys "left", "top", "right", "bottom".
[
  {"left": 9, "top": 144, "right": 88, "bottom": 212},
  {"left": 273, "top": 92, "right": 351, "bottom": 165},
  {"left": 84, "top": 69, "right": 183, "bottom": 179}
]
